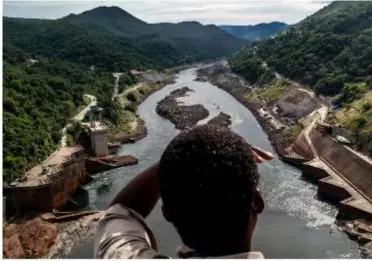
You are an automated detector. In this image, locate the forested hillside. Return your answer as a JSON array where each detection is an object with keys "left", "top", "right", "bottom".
[
  {"left": 4, "top": 7, "right": 247, "bottom": 70},
  {"left": 63, "top": 6, "right": 151, "bottom": 37},
  {"left": 3, "top": 49, "right": 120, "bottom": 182},
  {"left": 63, "top": 6, "right": 247, "bottom": 59},
  {"left": 3, "top": 17, "right": 196, "bottom": 71},
  {"left": 151, "top": 22, "right": 247, "bottom": 58},
  {"left": 230, "top": 1, "right": 372, "bottom": 155},
  {"left": 219, "top": 22, "right": 288, "bottom": 41}
]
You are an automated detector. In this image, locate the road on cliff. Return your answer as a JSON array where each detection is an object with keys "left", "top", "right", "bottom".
[
  {"left": 61, "top": 94, "right": 97, "bottom": 147},
  {"left": 112, "top": 73, "right": 124, "bottom": 100}
]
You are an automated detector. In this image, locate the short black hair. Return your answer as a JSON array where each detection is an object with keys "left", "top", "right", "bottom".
[{"left": 158, "top": 125, "right": 259, "bottom": 247}]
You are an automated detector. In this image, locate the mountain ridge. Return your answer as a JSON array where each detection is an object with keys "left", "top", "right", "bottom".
[
  {"left": 4, "top": 6, "right": 247, "bottom": 71},
  {"left": 62, "top": 6, "right": 152, "bottom": 37},
  {"left": 219, "top": 22, "right": 288, "bottom": 41}
]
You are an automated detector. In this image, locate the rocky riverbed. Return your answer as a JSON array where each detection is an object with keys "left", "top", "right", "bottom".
[
  {"left": 207, "top": 112, "right": 232, "bottom": 128},
  {"left": 156, "top": 87, "right": 209, "bottom": 130}
]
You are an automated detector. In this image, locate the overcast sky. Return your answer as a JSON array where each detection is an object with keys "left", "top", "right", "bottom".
[{"left": 3, "top": 0, "right": 331, "bottom": 25}]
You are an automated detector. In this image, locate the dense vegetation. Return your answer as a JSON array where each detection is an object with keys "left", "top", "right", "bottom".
[
  {"left": 3, "top": 18, "right": 196, "bottom": 72},
  {"left": 229, "top": 48, "right": 275, "bottom": 85},
  {"left": 3, "top": 53, "right": 116, "bottom": 182},
  {"left": 4, "top": 7, "right": 246, "bottom": 73},
  {"left": 230, "top": 1, "right": 372, "bottom": 155},
  {"left": 219, "top": 22, "right": 288, "bottom": 41}
]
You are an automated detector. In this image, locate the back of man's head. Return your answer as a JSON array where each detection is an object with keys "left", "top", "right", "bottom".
[{"left": 158, "top": 125, "right": 260, "bottom": 254}]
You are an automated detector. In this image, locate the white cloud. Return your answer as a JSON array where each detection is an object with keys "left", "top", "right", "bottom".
[{"left": 3, "top": 0, "right": 330, "bottom": 25}]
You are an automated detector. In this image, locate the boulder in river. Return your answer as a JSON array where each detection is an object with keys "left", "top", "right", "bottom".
[{"left": 156, "top": 87, "right": 209, "bottom": 130}]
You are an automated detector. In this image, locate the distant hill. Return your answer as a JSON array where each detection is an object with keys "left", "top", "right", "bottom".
[
  {"left": 230, "top": 1, "right": 372, "bottom": 155},
  {"left": 4, "top": 6, "right": 247, "bottom": 71},
  {"left": 3, "top": 7, "right": 250, "bottom": 71},
  {"left": 151, "top": 22, "right": 247, "bottom": 58},
  {"left": 219, "top": 22, "right": 288, "bottom": 41},
  {"left": 63, "top": 6, "right": 152, "bottom": 37},
  {"left": 63, "top": 6, "right": 247, "bottom": 59}
]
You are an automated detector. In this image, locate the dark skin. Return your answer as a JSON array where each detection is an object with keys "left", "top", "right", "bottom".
[
  {"left": 110, "top": 146, "right": 273, "bottom": 254},
  {"left": 110, "top": 162, "right": 160, "bottom": 218}
]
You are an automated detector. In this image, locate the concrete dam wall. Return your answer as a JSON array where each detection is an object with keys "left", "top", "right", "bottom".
[
  {"left": 293, "top": 127, "right": 315, "bottom": 160},
  {"left": 308, "top": 128, "right": 372, "bottom": 199}
]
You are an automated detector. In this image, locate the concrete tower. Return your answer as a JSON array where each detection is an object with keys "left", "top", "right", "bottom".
[
  {"left": 87, "top": 107, "right": 108, "bottom": 157},
  {"left": 89, "top": 122, "right": 109, "bottom": 157}
]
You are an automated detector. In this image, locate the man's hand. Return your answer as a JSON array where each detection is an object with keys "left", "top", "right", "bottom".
[{"left": 251, "top": 146, "right": 274, "bottom": 164}]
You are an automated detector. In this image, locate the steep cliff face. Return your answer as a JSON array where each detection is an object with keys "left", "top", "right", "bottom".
[{"left": 3, "top": 217, "right": 58, "bottom": 258}]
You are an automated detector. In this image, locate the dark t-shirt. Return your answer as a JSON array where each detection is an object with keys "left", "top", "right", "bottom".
[{"left": 94, "top": 204, "right": 264, "bottom": 259}]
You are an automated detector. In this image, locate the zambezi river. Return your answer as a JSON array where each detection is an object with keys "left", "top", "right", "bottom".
[{"left": 68, "top": 66, "right": 360, "bottom": 258}]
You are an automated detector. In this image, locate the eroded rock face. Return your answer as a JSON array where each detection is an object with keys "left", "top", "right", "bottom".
[
  {"left": 3, "top": 217, "right": 58, "bottom": 258},
  {"left": 156, "top": 87, "right": 209, "bottom": 130},
  {"left": 3, "top": 212, "right": 104, "bottom": 259}
]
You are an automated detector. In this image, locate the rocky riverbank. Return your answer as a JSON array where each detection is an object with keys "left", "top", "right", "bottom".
[
  {"left": 3, "top": 212, "right": 103, "bottom": 259},
  {"left": 110, "top": 118, "right": 148, "bottom": 144},
  {"left": 4, "top": 216, "right": 58, "bottom": 258},
  {"left": 196, "top": 64, "right": 291, "bottom": 156},
  {"left": 45, "top": 212, "right": 103, "bottom": 258},
  {"left": 336, "top": 218, "right": 372, "bottom": 258},
  {"left": 156, "top": 87, "right": 210, "bottom": 130},
  {"left": 109, "top": 71, "right": 176, "bottom": 144}
]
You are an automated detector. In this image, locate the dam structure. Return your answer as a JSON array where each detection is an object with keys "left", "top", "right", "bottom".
[{"left": 288, "top": 119, "right": 372, "bottom": 219}]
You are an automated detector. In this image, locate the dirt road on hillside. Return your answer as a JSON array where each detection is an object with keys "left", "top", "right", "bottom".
[{"left": 61, "top": 94, "right": 97, "bottom": 147}]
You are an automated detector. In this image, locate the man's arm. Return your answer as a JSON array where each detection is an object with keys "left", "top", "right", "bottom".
[
  {"left": 95, "top": 163, "right": 161, "bottom": 258},
  {"left": 110, "top": 162, "right": 160, "bottom": 218}
]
